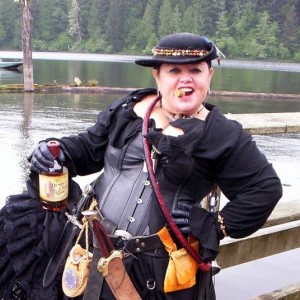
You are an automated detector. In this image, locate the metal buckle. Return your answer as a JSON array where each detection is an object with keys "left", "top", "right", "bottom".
[
  {"left": 65, "top": 212, "right": 83, "bottom": 229},
  {"left": 111, "top": 229, "right": 133, "bottom": 240}
]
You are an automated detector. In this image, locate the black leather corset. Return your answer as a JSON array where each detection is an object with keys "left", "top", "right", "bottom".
[
  {"left": 94, "top": 130, "right": 214, "bottom": 236},
  {"left": 94, "top": 132, "right": 162, "bottom": 236}
]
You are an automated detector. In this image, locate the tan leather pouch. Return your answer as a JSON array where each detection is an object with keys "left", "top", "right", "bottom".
[
  {"left": 157, "top": 227, "right": 199, "bottom": 293},
  {"left": 62, "top": 221, "right": 92, "bottom": 297}
]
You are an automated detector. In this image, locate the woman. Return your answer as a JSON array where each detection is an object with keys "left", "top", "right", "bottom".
[{"left": 0, "top": 32, "right": 282, "bottom": 300}]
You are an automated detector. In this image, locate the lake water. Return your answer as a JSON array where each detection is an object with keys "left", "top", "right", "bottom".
[{"left": 0, "top": 53, "right": 300, "bottom": 299}]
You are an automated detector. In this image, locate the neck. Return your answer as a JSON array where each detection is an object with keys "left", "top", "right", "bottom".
[{"left": 163, "top": 104, "right": 205, "bottom": 120}]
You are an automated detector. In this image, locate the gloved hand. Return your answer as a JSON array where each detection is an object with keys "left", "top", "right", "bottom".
[
  {"left": 172, "top": 202, "right": 192, "bottom": 234},
  {"left": 30, "top": 141, "right": 65, "bottom": 173}
]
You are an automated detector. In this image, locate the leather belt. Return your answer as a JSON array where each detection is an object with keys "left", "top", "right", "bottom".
[
  {"left": 93, "top": 231, "right": 165, "bottom": 254},
  {"left": 91, "top": 208, "right": 165, "bottom": 254},
  {"left": 124, "top": 234, "right": 164, "bottom": 253}
]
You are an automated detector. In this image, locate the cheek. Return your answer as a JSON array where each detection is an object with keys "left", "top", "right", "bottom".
[
  {"left": 198, "top": 77, "right": 211, "bottom": 90},
  {"left": 159, "top": 77, "right": 177, "bottom": 92}
]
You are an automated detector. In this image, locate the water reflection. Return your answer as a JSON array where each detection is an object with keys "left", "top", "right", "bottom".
[
  {"left": 0, "top": 69, "right": 23, "bottom": 85},
  {"left": 212, "top": 67, "right": 300, "bottom": 94},
  {"left": 208, "top": 96, "right": 300, "bottom": 113},
  {"left": 32, "top": 60, "right": 300, "bottom": 94},
  {"left": 2, "top": 59, "right": 300, "bottom": 95},
  {"left": 18, "top": 93, "right": 34, "bottom": 184}
]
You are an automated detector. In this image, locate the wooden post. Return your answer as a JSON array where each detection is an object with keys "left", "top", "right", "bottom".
[{"left": 22, "top": 0, "right": 34, "bottom": 91}]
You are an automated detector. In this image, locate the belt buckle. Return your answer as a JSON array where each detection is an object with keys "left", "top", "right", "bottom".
[{"left": 111, "top": 229, "right": 133, "bottom": 240}]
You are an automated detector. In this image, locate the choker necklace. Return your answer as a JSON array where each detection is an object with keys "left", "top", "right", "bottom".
[{"left": 164, "top": 104, "right": 205, "bottom": 121}]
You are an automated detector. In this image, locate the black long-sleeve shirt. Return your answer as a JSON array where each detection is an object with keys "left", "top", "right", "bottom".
[{"left": 57, "top": 88, "right": 282, "bottom": 242}]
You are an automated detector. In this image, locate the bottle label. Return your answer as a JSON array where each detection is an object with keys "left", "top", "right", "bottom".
[{"left": 39, "top": 173, "right": 68, "bottom": 202}]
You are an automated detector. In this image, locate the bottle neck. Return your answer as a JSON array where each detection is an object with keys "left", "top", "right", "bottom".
[{"left": 47, "top": 140, "right": 60, "bottom": 159}]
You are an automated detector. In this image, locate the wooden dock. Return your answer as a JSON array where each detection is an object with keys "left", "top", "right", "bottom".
[{"left": 226, "top": 112, "right": 300, "bottom": 135}]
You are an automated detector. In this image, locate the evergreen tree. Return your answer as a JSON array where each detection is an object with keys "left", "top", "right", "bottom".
[
  {"left": 0, "top": 0, "right": 20, "bottom": 48},
  {"left": 68, "top": 0, "right": 82, "bottom": 43},
  {"left": 128, "top": 2, "right": 157, "bottom": 53},
  {"left": 214, "top": 0, "right": 238, "bottom": 57},
  {"left": 234, "top": 2, "right": 257, "bottom": 56},
  {"left": 85, "top": 0, "right": 109, "bottom": 52},
  {"left": 188, "top": 0, "right": 207, "bottom": 35},
  {"left": 215, "top": 0, "right": 229, "bottom": 42},
  {"left": 245, "top": 10, "right": 289, "bottom": 59},
  {"left": 196, "top": 0, "right": 220, "bottom": 37},
  {"left": 33, "top": 1, "right": 55, "bottom": 43},
  {"left": 77, "top": 0, "right": 91, "bottom": 40},
  {"left": 106, "top": 0, "right": 125, "bottom": 52},
  {"left": 0, "top": 22, "right": 5, "bottom": 43},
  {"left": 180, "top": 6, "right": 197, "bottom": 33},
  {"left": 0, "top": 0, "right": 298, "bottom": 58},
  {"left": 158, "top": 0, "right": 181, "bottom": 38},
  {"left": 282, "top": 2, "right": 299, "bottom": 55}
]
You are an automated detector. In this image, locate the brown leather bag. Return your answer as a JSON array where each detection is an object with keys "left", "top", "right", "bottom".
[{"left": 157, "top": 227, "right": 199, "bottom": 293}]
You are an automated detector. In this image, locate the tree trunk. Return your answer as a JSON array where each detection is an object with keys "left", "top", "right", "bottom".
[{"left": 22, "top": 0, "right": 34, "bottom": 91}]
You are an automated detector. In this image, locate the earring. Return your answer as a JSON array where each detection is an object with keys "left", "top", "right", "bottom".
[
  {"left": 207, "top": 87, "right": 211, "bottom": 95},
  {"left": 157, "top": 89, "right": 162, "bottom": 107}
]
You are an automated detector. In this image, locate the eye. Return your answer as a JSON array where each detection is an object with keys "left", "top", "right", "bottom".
[
  {"left": 168, "top": 67, "right": 181, "bottom": 74},
  {"left": 190, "top": 67, "right": 202, "bottom": 74}
]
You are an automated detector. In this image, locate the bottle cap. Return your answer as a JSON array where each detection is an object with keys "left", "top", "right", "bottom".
[{"left": 47, "top": 140, "right": 60, "bottom": 158}]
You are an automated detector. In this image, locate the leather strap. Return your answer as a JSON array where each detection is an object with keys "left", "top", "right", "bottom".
[
  {"left": 82, "top": 247, "right": 104, "bottom": 300},
  {"left": 124, "top": 234, "right": 164, "bottom": 253}
]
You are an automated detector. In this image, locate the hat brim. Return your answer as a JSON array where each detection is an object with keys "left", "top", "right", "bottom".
[
  {"left": 135, "top": 48, "right": 217, "bottom": 67},
  {"left": 135, "top": 56, "right": 210, "bottom": 67}
]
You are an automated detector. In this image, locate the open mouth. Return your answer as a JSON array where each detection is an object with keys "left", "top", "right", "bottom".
[{"left": 175, "top": 88, "right": 194, "bottom": 97}]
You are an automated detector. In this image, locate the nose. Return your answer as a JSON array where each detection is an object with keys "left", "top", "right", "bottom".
[{"left": 179, "top": 76, "right": 192, "bottom": 83}]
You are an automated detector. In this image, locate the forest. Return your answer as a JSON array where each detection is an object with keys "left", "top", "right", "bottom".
[{"left": 0, "top": 0, "right": 299, "bottom": 61}]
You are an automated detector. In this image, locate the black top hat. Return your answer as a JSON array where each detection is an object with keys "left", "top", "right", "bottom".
[{"left": 135, "top": 32, "right": 221, "bottom": 67}]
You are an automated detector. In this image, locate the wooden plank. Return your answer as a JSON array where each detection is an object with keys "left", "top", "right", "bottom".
[
  {"left": 218, "top": 220, "right": 300, "bottom": 269},
  {"left": 226, "top": 112, "right": 300, "bottom": 134},
  {"left": 210, "top": 90, "right": 300, "bottom": 99},
  {"left": 253, "top": 282, "right": 300, "bottom": 300}
]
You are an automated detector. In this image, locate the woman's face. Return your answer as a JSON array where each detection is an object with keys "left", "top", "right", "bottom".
[{"left": 152, "top": 62, "right": 214, "bottom": 115}]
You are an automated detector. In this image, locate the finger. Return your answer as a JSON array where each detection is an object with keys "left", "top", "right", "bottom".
[
  {"left": 30, "top": 156, "right": 50, "bottom": 173},
  {"left": 172, "top": 209, "right": 189, "bottom": 218},
  {"left": 35, "top": 150, "right": 54, "bottom": 168},
  {"left": 30, "top": 164, "right": 42, "bottom": 174},
  {"left": 179, "top": 226, "right": 190, "bottom": 234},
  {"left": 178, "top": 202, "right": 192, "bottom": 211},
  {"left": 173, "top": 217, "right": 189, "bottom": 226},
  {"left": 39, "top": 142, "right": 55, "bottom": 161}
]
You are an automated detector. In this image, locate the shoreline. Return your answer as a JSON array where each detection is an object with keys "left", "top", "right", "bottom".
[
  {"left": 1, "top": 83, "right": 300, "bottom": 99},
  {"left": 1, "top": 51, "right": 300, "bottom": 72}
]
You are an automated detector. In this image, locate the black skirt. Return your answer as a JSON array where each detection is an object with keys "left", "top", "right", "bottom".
[{"left": 0, "top": 174, "right": 82, "bottom": 300}]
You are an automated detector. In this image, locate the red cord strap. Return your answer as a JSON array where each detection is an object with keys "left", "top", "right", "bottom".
[
  {"left": 92, "top": 219, "right": 114, "bottom": 258},
  {"left": 142, "top": 95, "right": 211, "bottom": 272}
]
